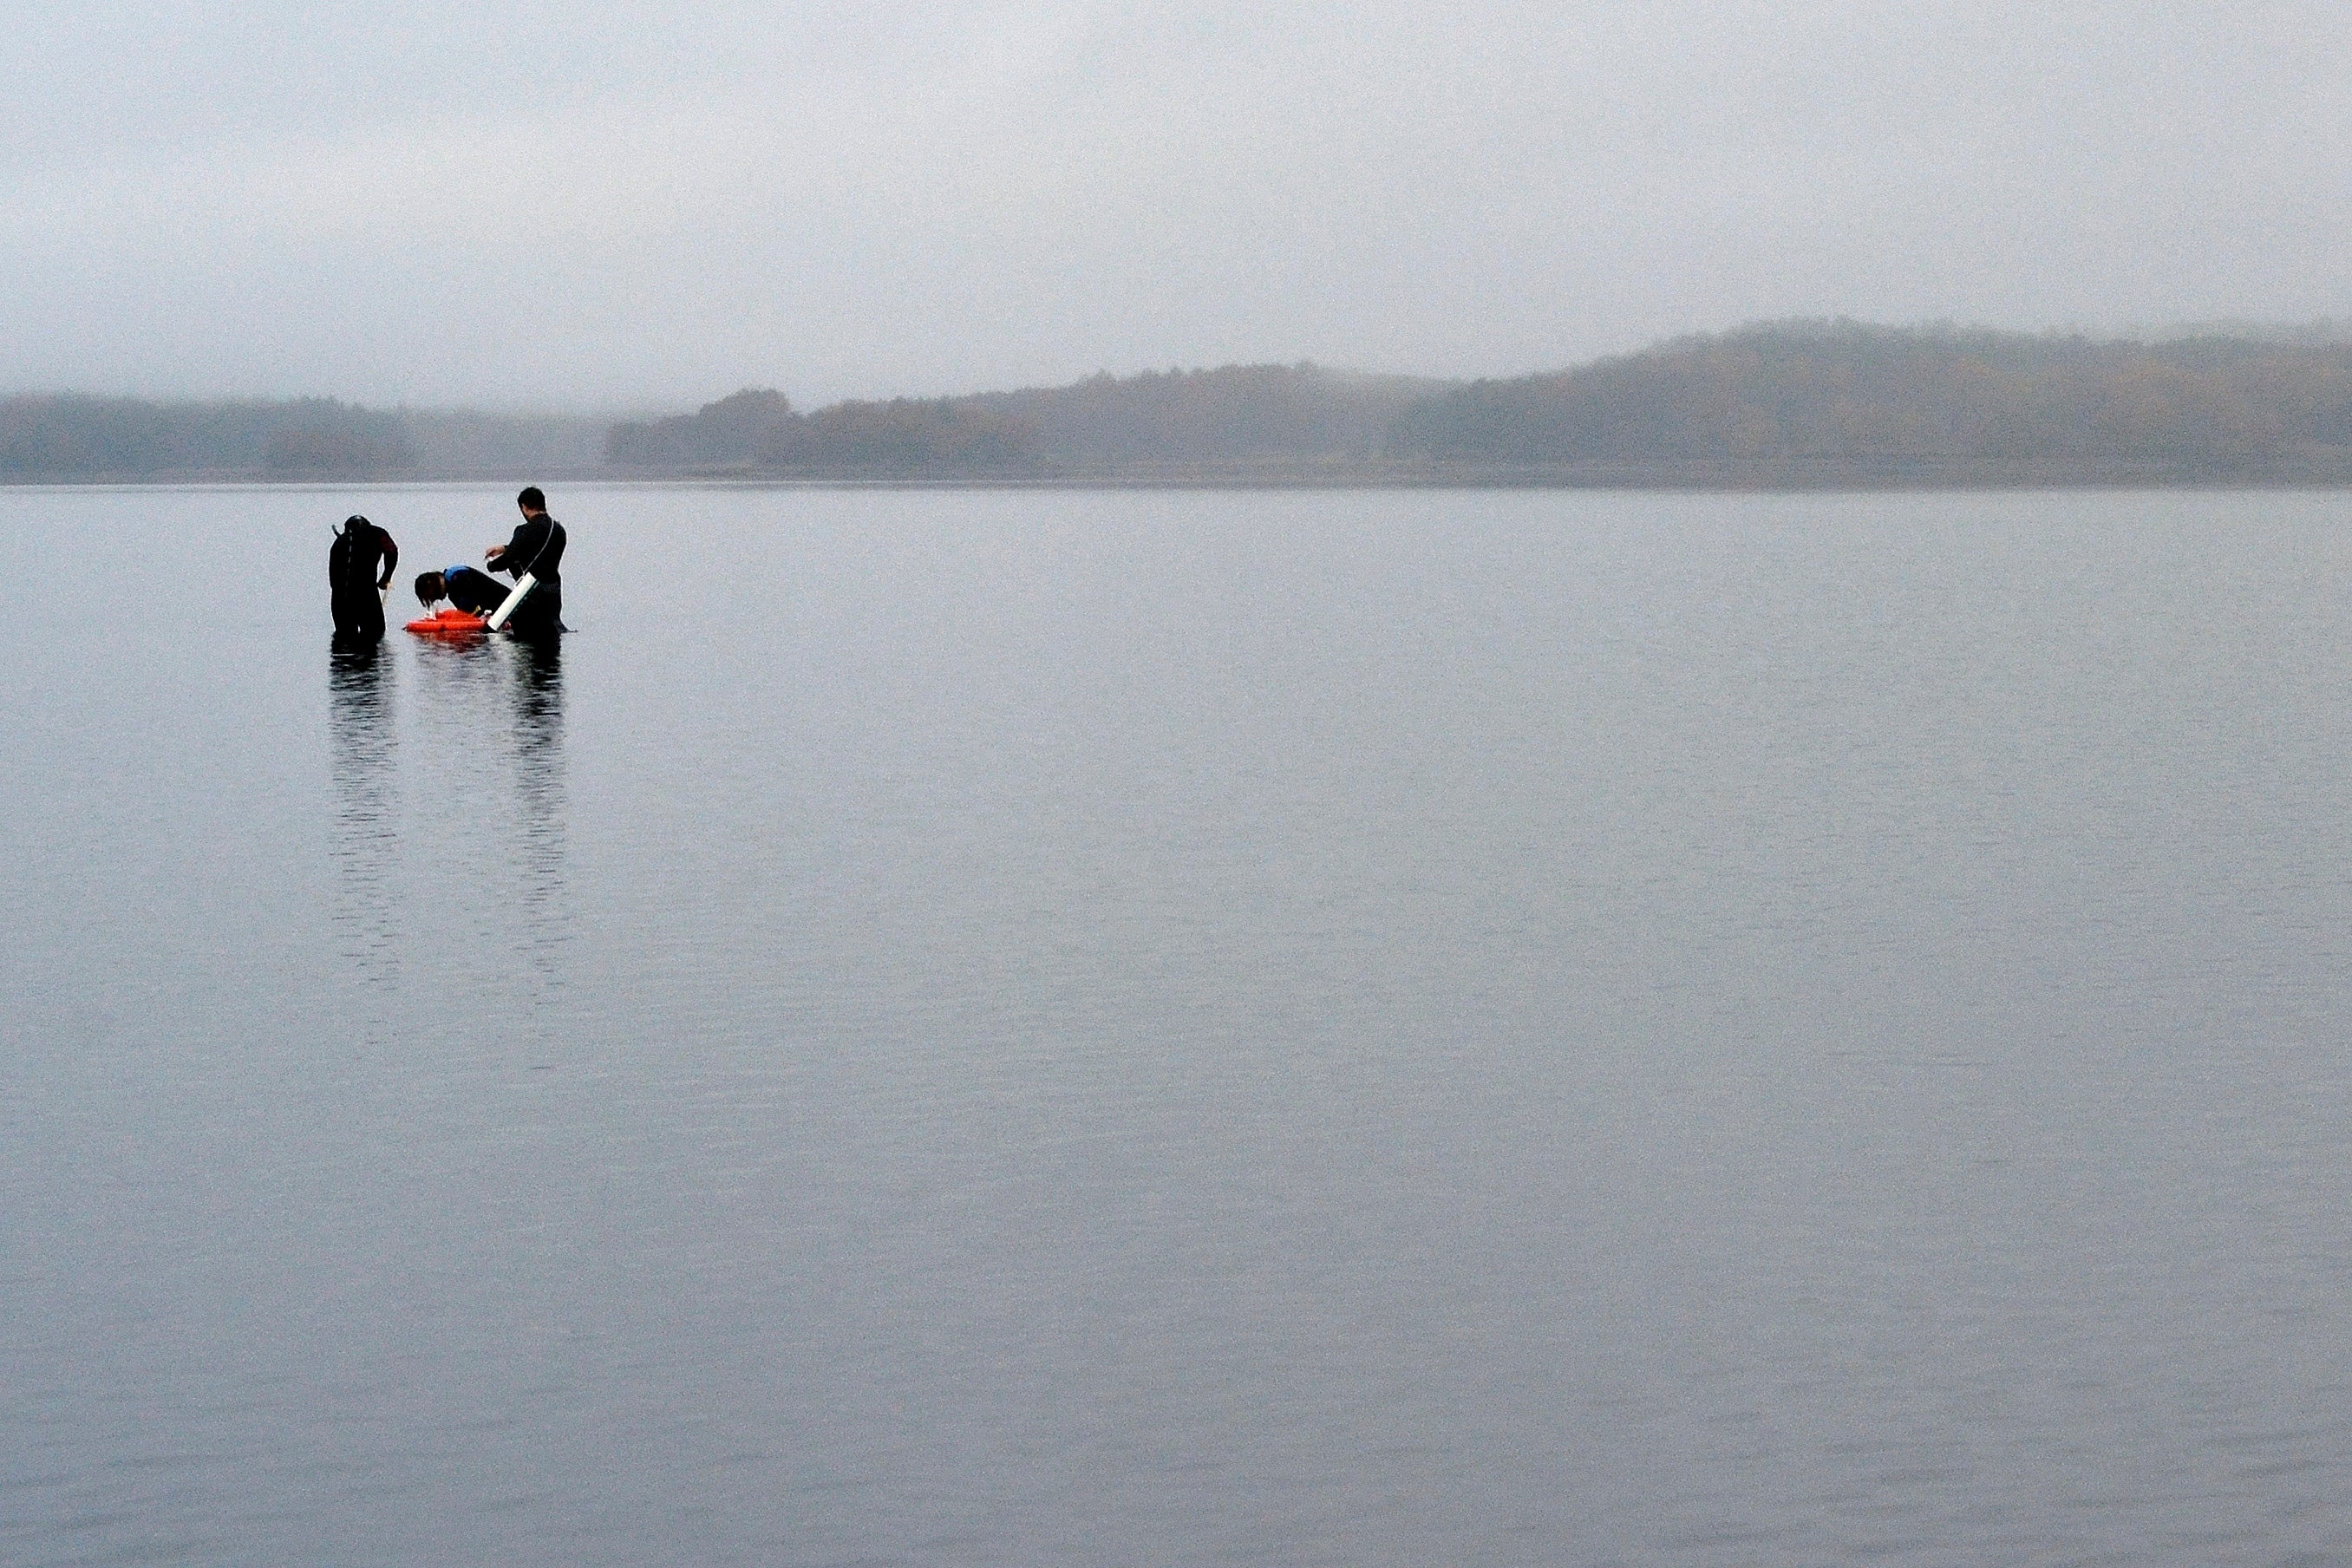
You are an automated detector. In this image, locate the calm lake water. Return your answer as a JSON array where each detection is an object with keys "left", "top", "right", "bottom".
[{"left": 6, "top": 483, "right": 2352, "bottom": 1566}]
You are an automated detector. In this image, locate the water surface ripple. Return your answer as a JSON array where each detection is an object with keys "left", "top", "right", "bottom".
[{"left": 4, "top": 484, "right": 2351, "bottom": 1566}]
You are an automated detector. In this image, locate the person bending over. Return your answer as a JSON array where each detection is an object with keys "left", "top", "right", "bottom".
[
  {"left": 413, "top": 565, "right": 513, "bottom": 618},
  {"left": 329, "top": 514, "right": 399, "bottom": 640},
  {"left": 483, "top": 486, "right": 566, "bottom": 639}
]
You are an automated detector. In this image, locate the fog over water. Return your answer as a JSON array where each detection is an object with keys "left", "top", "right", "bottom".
[
  {"left": 7, "top": 1, "right": 2352, "bottom": 406},
  {"left": 7, "top": 485, "right": 2352, "bottom": 1565}
]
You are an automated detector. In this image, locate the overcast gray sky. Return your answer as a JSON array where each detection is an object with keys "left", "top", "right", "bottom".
[{"left": 5, "top": 0, "right": 2348, "bottom": 408}]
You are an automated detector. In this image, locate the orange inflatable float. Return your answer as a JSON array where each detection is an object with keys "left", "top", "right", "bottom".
[{"left": 405, "top": 608, "right": 489, "bottom": 636}]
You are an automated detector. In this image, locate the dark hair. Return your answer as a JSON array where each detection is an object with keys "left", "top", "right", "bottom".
[
  {"left": 344, "top": 513, "right": 370, "bottom": 532},
  {"left": 414, "top": 571, "right": 447, "bottom": 606},
  {"left": 517, "top": 487, "right": 546, "bottom": 512}
]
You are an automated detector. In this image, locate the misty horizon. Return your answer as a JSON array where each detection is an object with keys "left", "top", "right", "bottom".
[{"left": 15, "top": 313, "right": 2352, "bottom": 420}]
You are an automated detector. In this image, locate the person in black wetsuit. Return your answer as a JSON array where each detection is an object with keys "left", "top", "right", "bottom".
[
  {"left": 329, "top": 514, "right": 399, "bottom": 641},
  {"left": 484, "top": 486, "right": 566, "bottom": 638}
]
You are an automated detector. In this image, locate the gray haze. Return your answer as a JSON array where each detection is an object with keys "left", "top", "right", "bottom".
[{"left": 6, "top": 0, "right": 2349, "bottom": 408}]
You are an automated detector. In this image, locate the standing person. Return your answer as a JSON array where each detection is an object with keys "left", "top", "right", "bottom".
[
  {"left": 329, "top": 513, "right": 399, "bottom": 641},
  {"left": 485, "top": 486, "right": 565, "bottom": 638}
]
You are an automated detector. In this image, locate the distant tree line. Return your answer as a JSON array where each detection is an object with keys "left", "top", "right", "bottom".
[
  {"left": 21, "top": 324, "right": 2352, "bottom": 481},
  {"left": 610, "top": 329, "right": 2352, "bottom": 480},
  {"left": 604, "top": 363, "right": 1444, "bottom": 473},
  {"left": 1384, "top": 323, "right": 2352, "bottom": 471},
  {"left": 605, "top": 388, "right": 1036, "bottom": 471},
  {"left": 964, "top": 363, "right": 1441, "bottom": 463},
  {"left": 0, "top": 395, "right": 610, "bottom": 479},
  {"left": 0, "top": 395, "right": 415, "bottom": 476}
]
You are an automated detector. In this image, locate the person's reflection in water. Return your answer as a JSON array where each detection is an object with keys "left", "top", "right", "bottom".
[
  {"left": 503, "top": 636, "right": 572, "bottom": 1016},
  {"left": 328, "top": 638, "right": 401, "bottom": 990},
  {"left": 403, "top": 632, "right": 573, "bottom": 1053}
]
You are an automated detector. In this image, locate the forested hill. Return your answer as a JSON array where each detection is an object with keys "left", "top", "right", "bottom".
[
  {"left": 964, "top": 363, "right": 1445, "bottom": 464},
  {"left": 20, "top": 325, "right": 2352, "bottom": 483},
  {"left": 0, "top": 396, "right": 415, "bottom": 477},
  {"left": 0, "top": 395, "right": 605, "bottom": 480},
  {"left": 609, "top": 327, "right": 2352, "bottom": 482},
  {"left": 1384, "top": 323, "right": 2352, "bottom": 476},
  {"left": 603, "top": 363, "right": 1444, "bottom": 474}
]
